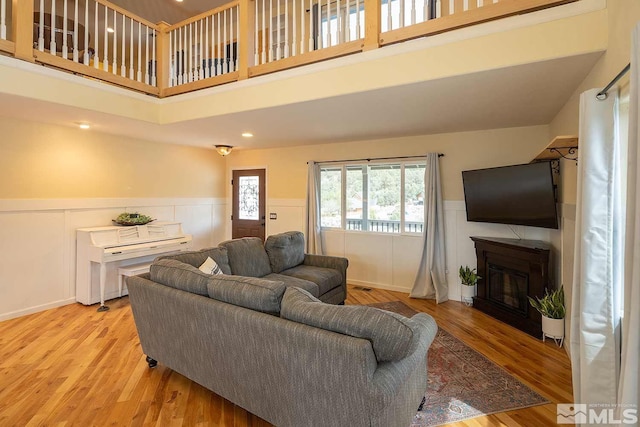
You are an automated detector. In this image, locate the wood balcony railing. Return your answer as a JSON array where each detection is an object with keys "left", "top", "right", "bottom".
[{"left": 0, "top": 0, "right": 576, "bottom": 98}]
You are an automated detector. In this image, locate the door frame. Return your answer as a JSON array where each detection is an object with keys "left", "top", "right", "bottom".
[{"left": 228, "top": 165, "right": 269, "bottom": 240}]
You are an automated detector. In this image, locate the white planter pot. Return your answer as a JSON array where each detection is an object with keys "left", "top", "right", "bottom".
[
  {"left": 541, "top": 315, "right": 565, "bottom": 347},
  {"left": 461, "top": 285, "right": 475, "bottom": 306}
]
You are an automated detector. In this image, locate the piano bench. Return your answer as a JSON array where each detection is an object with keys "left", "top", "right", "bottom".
[{"left": 118, "top": 263, "right": 153, "bottom": 298}]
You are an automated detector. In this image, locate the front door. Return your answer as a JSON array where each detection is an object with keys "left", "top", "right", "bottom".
[{"left": 232, "top": 169, "right": 266, "bottom": 240}]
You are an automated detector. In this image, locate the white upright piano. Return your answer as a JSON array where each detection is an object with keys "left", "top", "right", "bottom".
[{"left": 76, "top": 221, "right": 192, "bottom": 310}]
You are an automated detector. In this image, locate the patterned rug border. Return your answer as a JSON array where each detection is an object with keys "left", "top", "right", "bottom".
[{"left": 366, "top": 301, "right": 549, "bottom": 426}]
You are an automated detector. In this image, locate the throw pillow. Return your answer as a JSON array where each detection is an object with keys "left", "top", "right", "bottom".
[{"left": 199, "top": 257, "right": 224, "bottom": 275}]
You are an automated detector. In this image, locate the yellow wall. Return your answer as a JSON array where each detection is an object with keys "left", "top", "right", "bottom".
[
  {"left": 0, "top": 116, "right": 225, "bottom": 199},
  {"left": 226, "top": 125, "right": 550, "bottom": 201},
  {"left": 551, "top": 0, "right": 640, "bottom": 204}
]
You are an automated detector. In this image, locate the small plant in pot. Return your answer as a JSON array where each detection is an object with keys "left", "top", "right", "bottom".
[
  {"left": 528, "top": 286, "right": 565, "bottom": 347},
  {"left": 459, "top": 266, "right": 478, "bottom": 306}
]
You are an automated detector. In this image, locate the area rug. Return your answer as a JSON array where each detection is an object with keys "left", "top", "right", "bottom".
[{"left": 367, "top": 301, "right": 548, "bottom": 426}]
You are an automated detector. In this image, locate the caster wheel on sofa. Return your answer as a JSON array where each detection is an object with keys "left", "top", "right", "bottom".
[{"left": 146, "top": 356, "right": 158, "bottom": 368}]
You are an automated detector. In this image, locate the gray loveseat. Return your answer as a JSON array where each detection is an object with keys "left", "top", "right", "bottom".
[
  {"left": 154, "top": 231, "right": 348, "bottom": 304},
  {"left": 127, "top": 233, "right": 438, "bottom": 427}
]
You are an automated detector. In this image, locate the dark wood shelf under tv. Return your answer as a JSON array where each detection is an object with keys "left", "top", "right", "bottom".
[{"left": 471, "top": 237, "right": 552, "bottom": 338}]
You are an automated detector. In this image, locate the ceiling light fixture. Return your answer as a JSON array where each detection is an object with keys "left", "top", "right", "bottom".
[
  {"left": 215, "top": 145, "right": 233, "bottom": 156},
  {"left": 79, "top": 123, "right": 91, "bottom": 130},
  {"left": 241, "top": 132, "right": 253, "bottom": 138}
]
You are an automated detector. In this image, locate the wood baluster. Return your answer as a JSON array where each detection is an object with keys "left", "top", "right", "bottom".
[
  {"left": 262, "top": 0, "right": 267, "bottom": 63},
  {"left": 94, "top": 3, "right": 99, "bottom": 68},
  {"left": 145, "top": 25, "right": 150, "bottom": 84},
  {"left": 38, "top": 0, "right": 44, "bottom": 50},
  {"left": 300, "top": 0, "right": 305, "bottom": 53},
  {"left": 129, "top": 17, "right": 134, "bottom": 79},
  {"left": 198, "top": 19, "right": 204, "bottom": 80},
  {"left": 216, "top": 13, "right": 221, "bottom": 75},
  {"left": 284, "top": 0, "right": 289, "bottom": 58},
  {"left": 83, "top": 0, "right": 89, "bottom": 64},
  {"left": 229, "top": 11, "right": 234, "bottom": 71},
  {"left": 137, "top": 22, "right": 142, "bottom": 82},
  {"left": 276, "top": 0, "right": 281, "bottom": 59},
  {"left": 73, "top": 0, "right": 79, "bottom": 61},
  {"left": 62, "top": 0, "right": 68, "bottom": 59},
  {"left": 152, "top": 24, "right": 156, "bottom": 87},
  {"left": 188, "top": 22, "right": 193, "bottom": 82},
  {"left": 112, "top": 10, "right": 117, "bottom": 74},
  {"left": 223, "top": 10, "right": 227, "bottom": 73},
  {"left": 50, "top": 0, "right": 56, "bottom": 54},
  {"left": 235, "top": 6, "right": 239, "bottom": 71},
  {"left": 103, "top": 5, "right": 109, "bottom": 71},
  {"left": 121, "top": 14, "right": 126, "bottom": 76},
  {"left": 206, "top": 17, "right": 211, "bottom": 78}
]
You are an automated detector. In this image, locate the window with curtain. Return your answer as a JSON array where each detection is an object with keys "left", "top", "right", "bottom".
[{"left": 319, "top": 161, "right": 425, "bottom": 233}]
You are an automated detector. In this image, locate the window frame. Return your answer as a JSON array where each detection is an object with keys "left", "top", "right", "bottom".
[{"left": 319, "top": 159, "right": 426, "bottom": 235}]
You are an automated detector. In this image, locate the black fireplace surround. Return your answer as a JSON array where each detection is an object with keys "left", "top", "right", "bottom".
[{"left": 471, "top": 237, "right": 552, "bottom": 338}]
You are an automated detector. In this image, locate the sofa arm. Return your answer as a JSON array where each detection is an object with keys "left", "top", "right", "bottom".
[
  {"left": 367, "top": 313, "right": 437, "bottom": 425},
  {"left": 303, "top": 254, "right": 348, "bottom": 283}
]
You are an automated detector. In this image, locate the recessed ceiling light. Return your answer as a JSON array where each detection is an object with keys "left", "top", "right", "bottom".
[
  {"left": 241, "top": 132, "right": 253, "bottom": 138},
  {"left": 79, "top": 123, "right": 90, "bottom": 130},
  {"left": 107, "top": 27, "right": 114, "bottom": 33},
  {"left": 176, "top": 0, "right": 183, "bottom": 2}
]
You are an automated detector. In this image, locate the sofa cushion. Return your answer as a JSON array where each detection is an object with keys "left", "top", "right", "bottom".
[
  {"left": 220, "top": 237, "right": 272, "bottom": 277},
  {"left": 264, "top": 231, "right": 306, "bottom": 273},
  {"left": 280, "top": 287, "right": 419, "bottom": 362},
  {"left": 156, "top": 247, "right": 232, "bottom": 275},
  {"left": 281, "top": 265, "right": 342, "bottom": 295},
  {"left": 207, "top": 275, "right": 286, "bottom": 315},
  {"left": 263, "top": 273, "right": 319, "bottom": 297},
  {"left": 150, "top": 258, "right": 211, "bottom": 296},
  {"left": 199, "top": 257, "right": 224, "bottom": 275}
]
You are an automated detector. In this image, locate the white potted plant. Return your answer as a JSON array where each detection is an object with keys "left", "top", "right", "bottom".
[
  {"left": 528, "top": 286, "right": 565, "bottom": 347},
  {"left": 459, "top": 265, "right": 478, "bottom": 306}
]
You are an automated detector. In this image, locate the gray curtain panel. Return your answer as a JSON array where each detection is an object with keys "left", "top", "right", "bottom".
[
  {"left": 410, "top": 152, "right": 448, "bottom": 303},
  {"left": 305, "top": 161, "right": 324, "bottom": 255}
]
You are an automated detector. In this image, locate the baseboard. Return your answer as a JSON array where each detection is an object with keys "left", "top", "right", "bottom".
[
  {"left": 349, "top": 279, "right": 411, "bottom": 294},
  {"left": 0, "top": 297, "right": 77, "bottom": 322}
]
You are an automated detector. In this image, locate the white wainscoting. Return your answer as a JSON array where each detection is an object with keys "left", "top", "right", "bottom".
[
  {"left": 0, "top": 198, "right": 226, "bottom": 321},
  {"left": 262, "top": 199, "right": 559, "bottom": 301}
]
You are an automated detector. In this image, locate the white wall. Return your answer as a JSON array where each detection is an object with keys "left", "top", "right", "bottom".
[
  {"left": 0, "top": 198, "right": 226, "bottom": 321},
  {"left": 263, "top": 198, "right": 559, "bottom": 301}
]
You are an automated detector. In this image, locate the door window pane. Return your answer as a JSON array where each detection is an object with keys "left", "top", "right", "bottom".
[
  {"left": 368, "top": 164, "right": 401, "bottom": 233},
  {"left": 405, "top": 164, "right": 425, "bottom": 233},
  {"left": 320, "top": 168, "right": 342, "bottom": 228},
  {"left": 239, "top": 176, "right": 260, "bottom": 220}
]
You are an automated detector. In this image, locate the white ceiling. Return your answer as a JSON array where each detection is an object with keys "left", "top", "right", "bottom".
[{"left": 0, "top": 50, "right": 601, "bottom": 151}]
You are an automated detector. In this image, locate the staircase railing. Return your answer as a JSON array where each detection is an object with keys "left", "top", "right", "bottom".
[{"left": 1, "top": 0, "right": 576, "bottom": 98}]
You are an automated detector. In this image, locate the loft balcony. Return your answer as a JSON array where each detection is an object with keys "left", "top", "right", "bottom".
[
  {"left": 0, "top": 0, "right": 581, "bottom": 98},
  {"left": 0, "top": 0, "right": 607, "bottom": 149}
]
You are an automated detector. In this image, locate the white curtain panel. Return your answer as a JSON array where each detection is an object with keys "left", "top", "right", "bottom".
[
  {"left": 410, "top": 153, "right": 448, "bottom": 303},
  {"left": 571, "top": 88, "right": 622, "bottom": 410},
  {"left": 305, "top": 161, "right": 324, "bottom": 255},
  {"left": 618, "top": 23, "right": 640, "bottom": 418}
]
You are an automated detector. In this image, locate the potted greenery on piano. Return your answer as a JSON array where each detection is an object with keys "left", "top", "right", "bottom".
[{"left": 528, "top": 286, "right": 565, "bottom": 347}]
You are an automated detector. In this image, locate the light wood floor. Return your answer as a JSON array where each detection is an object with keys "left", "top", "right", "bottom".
[{"left": 0, "top": 285, "right": 572, "bottom": 426}]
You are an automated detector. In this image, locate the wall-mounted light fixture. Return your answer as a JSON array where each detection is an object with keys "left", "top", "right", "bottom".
[{"left": 215, "top": 145, "right": 233, "bottom": 156}]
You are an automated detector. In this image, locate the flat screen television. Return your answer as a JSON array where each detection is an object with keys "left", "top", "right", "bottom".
[{"left": 462, "top": 162, "right": 558, "bottom": 229}]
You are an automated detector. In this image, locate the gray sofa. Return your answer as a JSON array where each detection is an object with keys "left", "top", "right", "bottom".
[
  {"left": 127, "top": 234, "right": 438, "bottom": 427},
  {"left": 155, "top": 231, "right": 348, "bottom": 304}
]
